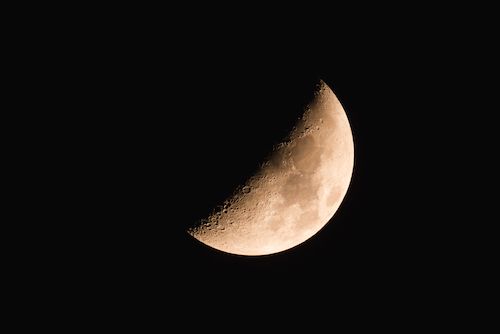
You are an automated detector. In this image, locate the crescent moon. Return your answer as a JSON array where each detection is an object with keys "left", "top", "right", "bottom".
[{"left": 188, "top": 80, "right": 354, "bottom": 256}]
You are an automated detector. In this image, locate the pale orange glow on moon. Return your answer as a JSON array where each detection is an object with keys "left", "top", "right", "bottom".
[{"left": 188, "top": 80, "right": 354, "bottom": 255}]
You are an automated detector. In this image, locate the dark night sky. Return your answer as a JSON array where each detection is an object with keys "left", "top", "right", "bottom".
[
  {"left": 9, "top": 4, "right": 492, "bottom": 329},
  {"left": 69, "top": 15, "right": 487, "bottom": 315},
  {"left": 91, "top": 41, "right": 438, "bottom": 298}
]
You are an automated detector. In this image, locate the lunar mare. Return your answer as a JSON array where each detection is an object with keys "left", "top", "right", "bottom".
[{"left": 188, "top": 80, "right": 354, "bottom": 255}]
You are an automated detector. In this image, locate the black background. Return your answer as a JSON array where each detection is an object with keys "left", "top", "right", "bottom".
[
  {"left": 85, "top": 38, "right": 441, "bottom": 299},
  {"left": 46, "top": 11, "right": 492, "bottom": 321},
  {"left": 5, "top": 4, "right": 494, "bottom": 330}
]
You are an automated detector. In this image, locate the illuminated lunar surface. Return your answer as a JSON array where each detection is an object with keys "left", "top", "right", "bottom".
[{"left": 188, "top": 80, "right": 354, "bottom": 256}]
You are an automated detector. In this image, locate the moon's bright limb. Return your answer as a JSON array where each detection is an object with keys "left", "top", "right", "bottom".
[{"left": 188, "top": 80, "right": 354, "bottom": 256}]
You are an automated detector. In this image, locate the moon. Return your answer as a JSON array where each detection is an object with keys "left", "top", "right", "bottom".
[{"left": 188, "top": 79, "right": 354, "bottom": 256}]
